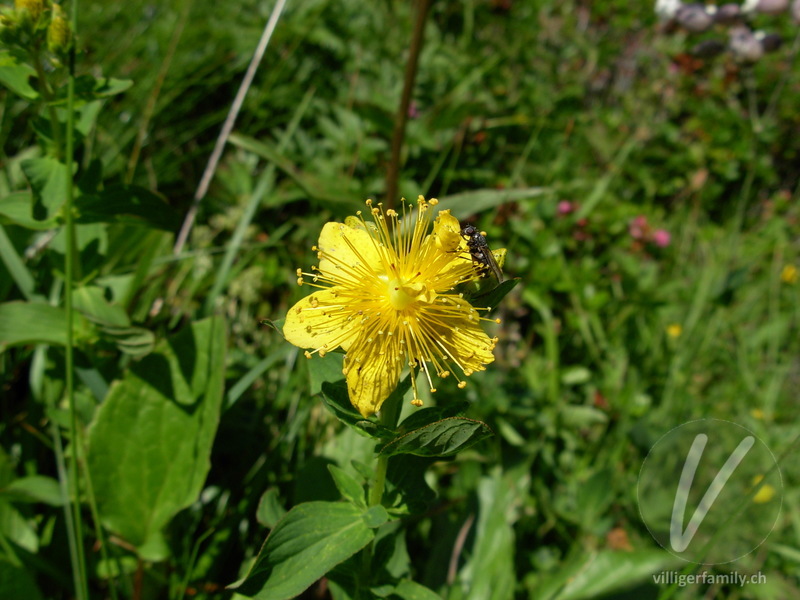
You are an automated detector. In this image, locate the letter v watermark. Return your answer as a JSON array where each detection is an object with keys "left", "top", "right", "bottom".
[{"left": 670, "top": 433, "right": 755, "bottom": 552}]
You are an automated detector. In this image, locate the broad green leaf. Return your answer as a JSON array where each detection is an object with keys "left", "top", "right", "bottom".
[
  {"left": 73, "top": 286, "right": 130, "bottom": 327},
  {"left": 86, "top": 317, "right": 226, "bottom": 559},
  {"left": 0, "top": 301, "right": 92, "bottom": 350},
  {"left": 0, "top": 51, "right": 38, "bottom": 100},
  {"left": 471, "top": 277, "right": 520, "bottom": 311},
  {"left": 0, "top": 500, "right": 38, "bottom": 553},
  {"left": 72, "top": 286, "right": 154, "bottom": 356},
  {"left": 0, "top": 475, "right": 63, "bottom": 506},
  {"left": 320, "top": 381, "right": 395, "bottom": 439},
  {"left": 0, "top": 192, "right": 58, "bottom": 230},
  {"left": 0, "top": 558, "right": 44, "bottom": 600},
  {"left": 21, "top": 157, "right": 70, "bottom": 220},
  {"left": 76, "top": 185, "right": 180, "bottom": 230},
  {"left": 442, "top": 187, "right": 549, "bottom": 218},
  {"left": 379, "top": 417, "right": 493, "bottom": 458},
  {"left": 256, "top": 489, "right": 287, "bottom": 529},
  {"left": 0, "top": 225, "right": 39, "bottom": 301},
  {"left": 538, "top": 550, "right": 681, "bottom": 600},
  {"left": 392, "top": 580, "right": 443, "bottom": 600},
  {"left": 396, "top": 402, "right": 469, "bottom": 433},
  {"left": 327, "top": 465, "right": 365, "bottom": 508},
  {"left": 235, "top": 501, "right": 380, "bottom": 600}
]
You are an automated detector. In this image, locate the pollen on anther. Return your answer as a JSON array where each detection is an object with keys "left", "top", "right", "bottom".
[
  {"left": 411, "top": 399, "right": 424, "bottom": 407},
  {"left": 304, "top": 351, "right": 312, "bottom": 359},
  {"left": 457, "top": 381, "right": 467, "bottom": 389}
]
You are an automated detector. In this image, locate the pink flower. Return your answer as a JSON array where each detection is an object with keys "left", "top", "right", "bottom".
[
  {"left": 408, "top": 101, "right": 419, "bottom": 119},
  {"left": 629, "top": 215, "right": 648, "bottom": 239},
  {"left": 557, "top": 200, "right": 574, "bottom": 215},
  {"left": 652, "top": 229, "right": 671, "bottom": 248}
]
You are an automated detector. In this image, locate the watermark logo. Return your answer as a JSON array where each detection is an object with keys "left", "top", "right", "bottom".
[{"left": 638, "top": 419, "right": 782, "bottom": 564}]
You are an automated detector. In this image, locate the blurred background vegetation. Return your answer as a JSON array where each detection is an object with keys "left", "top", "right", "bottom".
[{"left": 1, "top": 0, "right": 799, "bottom": 598}]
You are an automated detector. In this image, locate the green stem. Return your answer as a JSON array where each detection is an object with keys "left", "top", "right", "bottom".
[
  {"left": 384, "top": 0, "right": 432, "bottom": 211},
  {"left": 64, "top": 3, "right": 89, "bottom": 597},
  {"left": 359, "top": 386, "right": 405, "bottom": 595},
  {"left": 30, "top": 43, "right": 65, "bottom": 160}
]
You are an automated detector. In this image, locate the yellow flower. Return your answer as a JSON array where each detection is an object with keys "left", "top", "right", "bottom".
[
  {"left": 781, "top": 264, "right": 797, "bottom": 284},
  {"left": 751, "top": 475, "right": 776, "bottom": 504},
  {"left": 666, "top": 323, "right": 682, "bottom": 338},
  {"left": 283, "top": 197, "right": 499, "bottom": 417}
]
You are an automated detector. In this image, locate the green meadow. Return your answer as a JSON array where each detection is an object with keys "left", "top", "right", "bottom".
[{"left": 1, "top": 1, "right": 798, "bottom": 598}]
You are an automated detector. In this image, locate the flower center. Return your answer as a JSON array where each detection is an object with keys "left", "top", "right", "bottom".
[{"left": 388, "top": 278, "right": 428, "bottom": 310}]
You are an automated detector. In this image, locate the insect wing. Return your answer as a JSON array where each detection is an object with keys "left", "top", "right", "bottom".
[{"left": 481, "top": 246, "right": 504, "bottom": 282}]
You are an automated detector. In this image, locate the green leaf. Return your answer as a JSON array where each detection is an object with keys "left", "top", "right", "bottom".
[
  {"left": 256, "top": 488, "right": 287, "bottom": 529},
  {"left": 392, "top": 580, "right": 443, "bottom": 600},
  {"left": 0, "top": 500, "right": 38, "bottom": 553},
  {"left": 0, "top": 192, "right": 58, "bottom": 230},
  {"left": 327, "top": 465, "right": 366, "bottom": 508},
  {"left": 234, "top": 501, "right": 379, "bottom": 600},
  {"left": 86, "top": 317, "right": 226, "bottom": 559},
  {"left": 0, "top": 301, "right": 92, "bottom": 350},
  {"left": 21, "top": 157, "right": 70, "bottom": 220},
  {"left": 309, "top": 352, "right": 344, "bottom": 395},
  {"left": 76, "top": 185, "right": 180, "bottom": 230},
  {"left": 0, "top": 475, "right": 64, "bottom": 506},
  {"left": 471, "top": 277, "right": 520, "bottom": 311},
  {"left": 54, "top": 75, "right": 133, "bottom": 104},
  {"left": 320, "top": 381, "right": 395, "bottom": 439},
  {"left": 396, "top": 402, "right": 469, "bottom": 433},
  {"left": 538, "top": 550, "right": 681, "bottom": 600},
  {"left": 441, "top": 187, "right": 549, "bottom": 218},
  {"left": 379, "top": 417, "right": 493, "bottom": 458},
  {"left": 0, "top": 558, "right": 44, "bottom": 600},
  {"left": 72, "top": 286, "right": 154, "bottom": 357},
  {"left": 228, "top": 133, "right": 363, "bottom": 209},
  {"left": 73, "top": 286, "right": 130, "bottom": 327},
  {"left": 0, "top": 51, "right": 38, "bottom": 100}
]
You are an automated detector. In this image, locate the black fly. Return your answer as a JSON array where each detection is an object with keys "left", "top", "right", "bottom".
[{"left": 461, "top": 224, "right": 503, "bottom": 282}]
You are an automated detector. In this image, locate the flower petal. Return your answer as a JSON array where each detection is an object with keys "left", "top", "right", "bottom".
[
  {"left": 433, "top": 209, "right": 463, "bottom": 253},
  {"left": 344, "top": 337, "right": 403, "bottom": 417},
  {"left": 317, "top": 222, "right": 384, "bottom": 281},
  {"left": 424, "top": 297, "right": 496, "bottom": 372},
  {"left": 283, "top": 289, "right": 357, "bottom": 351}
]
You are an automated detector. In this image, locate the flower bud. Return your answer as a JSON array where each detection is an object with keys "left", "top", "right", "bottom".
[
  {"left": 46, "top": 2, "right": 70, "bottom": 55},
  {"left": 14, "top": 0, "right": 46, "bottom": 26},
  {"left": 729, "top": 26, "right": 763, "bottom": 63},
  {"left": 676, "top": 3, "right": 713, "bottom": 32},
  {"left": 714, "top": 3, "right": 742, "bottom": 23},
  {"left": 755, "top": 0, "right": 789, "bottom": 13}
]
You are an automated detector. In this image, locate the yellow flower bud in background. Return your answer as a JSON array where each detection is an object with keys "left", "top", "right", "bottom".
[
  {"left": 781, "top": 264, "right": 798, "bottom": 284},
  {"left": 47, "top": 2, "right": 70, "bottom": 55},
  {"left": 14, "top": 0, "right": 46, "bottom": 27}
]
